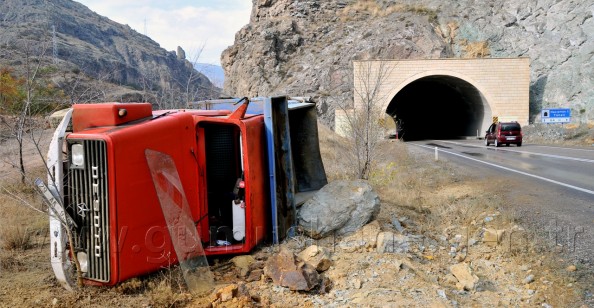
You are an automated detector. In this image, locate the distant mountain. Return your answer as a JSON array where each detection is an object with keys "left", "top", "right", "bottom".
[
  {"left": 194, "top": 63, "right": 225, "bottom": 88},
  {"left": 0, "top": 0, "right": 217, "bottom": 104}
]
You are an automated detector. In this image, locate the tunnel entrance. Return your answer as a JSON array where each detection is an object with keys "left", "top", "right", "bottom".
[{"left": 385, "top": 75, "right": 491, "bottom": 141}]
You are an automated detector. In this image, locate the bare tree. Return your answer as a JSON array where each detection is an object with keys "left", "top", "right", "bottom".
[
  {"left": 55, "top": 66, "right": 112, "bottom": 104},
  {"left": 182, "top": 45, "right": 206, "bottom": 104},
  {"left": 336, "top": 60, "right": 395, "bottom": 180},
  {"left": 1, "top": 39, "right": 53, "bottom": 183},
  {"left": 174, "top": 45, "right": 220, "bottom": 107},
  {"left": 129, "top": 44, "right": 220, "bottom": 110}
]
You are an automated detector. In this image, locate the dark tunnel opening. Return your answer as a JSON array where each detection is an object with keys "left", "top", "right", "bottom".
[{"left": 386, "top": 75, "right": 491, "bottom": 141}]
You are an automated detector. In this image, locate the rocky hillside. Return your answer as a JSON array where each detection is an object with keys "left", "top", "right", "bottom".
[
  {"left": 0, "top": 0, "right": 215, "bottom": 104},
  {"left": 222, "top": 0, "right": 593, "bottom": 123}
]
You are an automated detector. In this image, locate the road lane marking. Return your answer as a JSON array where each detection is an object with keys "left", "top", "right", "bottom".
[
  {"left": 439, "top": 140, "right": 594, "bottom": 164},
  {"left": 530, "top": 145, "right": 594, "bottom": 152},
  {"left": 413, "top": 143, "right": 594, "bottom": 196}
]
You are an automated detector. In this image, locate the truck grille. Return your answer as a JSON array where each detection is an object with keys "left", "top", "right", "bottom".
[{"left": 67, "top": 139, "right": 110, "bottom": 282}]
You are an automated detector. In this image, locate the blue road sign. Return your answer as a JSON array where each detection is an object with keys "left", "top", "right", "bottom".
[{"left": 542, "top": 108, "right": 571, "bottom": 123}]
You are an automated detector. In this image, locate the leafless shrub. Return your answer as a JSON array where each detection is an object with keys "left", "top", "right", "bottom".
[
  {"left": 335, "top": 60, "right": 396, "bottom": 180},
  {"left": 0, "top": 223, "right": 32, "bottom": 251}
]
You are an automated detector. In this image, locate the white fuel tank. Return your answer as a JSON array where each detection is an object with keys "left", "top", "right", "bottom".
[{"left": 232, "top": 200, "right": 246, "bottom": 241}]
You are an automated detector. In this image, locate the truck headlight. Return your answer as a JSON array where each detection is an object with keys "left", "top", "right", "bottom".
[
  {"left": 77, "top": 251, "right": 88, "bottom": 273},
  {"left": 71, "top": 143, "right": 84, "bottom": 168}
]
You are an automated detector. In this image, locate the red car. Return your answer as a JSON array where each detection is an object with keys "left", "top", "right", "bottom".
[{"left": 485, "top": 122, "right": 523, "bottom": 147}]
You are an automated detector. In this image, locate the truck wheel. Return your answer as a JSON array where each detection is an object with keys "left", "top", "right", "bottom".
[{"left": 517, "top": 142, "right": 522, "bottom": 147}]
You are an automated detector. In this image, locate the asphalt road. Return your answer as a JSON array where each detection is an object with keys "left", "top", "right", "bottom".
[
  {"left": 413, "top": 140, "right": 594, "bottom": 196},
  {"left": 409, "top": 139, "right": 594, "bottom": 298}
]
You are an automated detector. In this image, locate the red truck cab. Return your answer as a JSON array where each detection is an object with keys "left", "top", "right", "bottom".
[{"left": 43, "top": 97, "right": 327, "bottom": 288}]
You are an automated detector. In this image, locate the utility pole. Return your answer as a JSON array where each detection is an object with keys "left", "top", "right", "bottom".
[{"left": 52, "top": 25, "right": 58, "bottom": 64}]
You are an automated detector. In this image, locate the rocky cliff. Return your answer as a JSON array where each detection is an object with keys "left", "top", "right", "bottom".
[
  {"left": 0, "top": 0, "right": 215, "bottom": 104},
  {"left": 222, "top": 0, "right": 593, "bottom": 123}
]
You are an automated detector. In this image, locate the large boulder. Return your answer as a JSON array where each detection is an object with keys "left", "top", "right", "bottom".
[
  {"left": 48, "top": 108, "right": 71, "bottom": 128},
  {"left": 297, "top": 180, "right": 380, "bottom": 239}
]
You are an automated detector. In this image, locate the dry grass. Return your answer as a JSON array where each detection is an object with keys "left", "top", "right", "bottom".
[
  {"left": 0, "top": 252, "right": 25, "bottom": 271},
  {"left": 114, "top": 278, "right": 144, "bottom": 294},
  {"left": 0, "top": 222, "right": 33, "bottom": 251},
  {"left": 318, "top": 122, "right": 357, "bottom": 180},
  {"left": 340, "top": 1, "right": 438, "bottom": 22},
  {"left": 462, "top": 40, "right": 491, "bottom": 58},
  {"left": 144, "top": 265, "right": 193, "bottom": 307},
  {"left": 147, "top": 280, "right": 191, "bottom": 308},
  {"left": 0, "top": 164, "right": 48, "bottom": 255},
  {"left": 1, "top": 176, "right": 39, "bottom": 196},
  {"left": 372, "top": 141, "right": 453, "bottom": 214}
]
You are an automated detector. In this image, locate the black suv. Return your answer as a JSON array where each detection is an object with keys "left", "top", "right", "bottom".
[{"left": 485, "top": 122, "right": 522, "bottom": 147}]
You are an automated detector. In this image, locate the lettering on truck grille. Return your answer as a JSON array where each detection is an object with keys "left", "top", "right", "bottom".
[{"left": 92, "top": 165, "right": 101, "bottom": 258}]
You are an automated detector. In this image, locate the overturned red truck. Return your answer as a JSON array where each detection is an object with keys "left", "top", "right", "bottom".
[{"left": 40, "top": 97, "right": 327, "bottom": 289}]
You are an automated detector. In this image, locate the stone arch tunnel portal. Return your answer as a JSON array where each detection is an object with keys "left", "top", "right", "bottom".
[{"left": 385, "top": 75, "right": 492, "bottom": 141}]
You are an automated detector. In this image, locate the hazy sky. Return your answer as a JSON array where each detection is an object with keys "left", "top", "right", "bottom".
[{"left": 75, "top": 0, "right": 252, "bottom": 65}]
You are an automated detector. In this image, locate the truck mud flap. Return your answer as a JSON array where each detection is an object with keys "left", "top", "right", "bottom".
[{"left": 264, "top": 96, "right": 327, "bottom": 244}]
